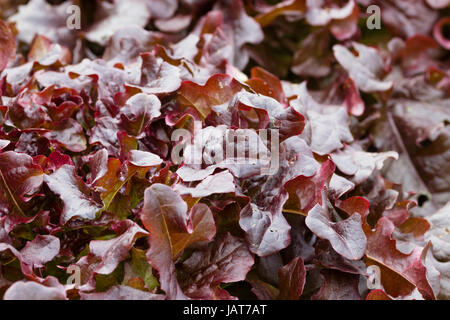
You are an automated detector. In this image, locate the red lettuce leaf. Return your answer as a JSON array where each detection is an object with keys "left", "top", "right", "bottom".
[
  {"left": 178, "top": 232, "right": 254, "bottom": 299},
  {"left": 311, "top": 269, "right": 362, "bottom": 300},
  {"left": 44, "top": 164, "right": 103, "bottom": 223},
  {"left": 0, "top": 20, "right": 15, "bottom": 72}
]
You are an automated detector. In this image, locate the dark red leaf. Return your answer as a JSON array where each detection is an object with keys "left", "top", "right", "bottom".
[
  {"left": 44, "top": 164, "right": 103, "bottom": 223},
  {"left": 278, "top": 257, "right": 306, "bottom": 300},
  {"left": 365, "top": 217, "right": 436, "bottom": 299},
  {"left": 178, "top": 232, "right": 254, "bottom": 299},
  {"left": 0, "top": 20, "right": 15, "bottom": 71},
  {"left": 140, "top": 184, "right": 190, "bottom": 299},
  {"left": 0, "top": 151, "right": 43, "bottom": 216},
  {"left": 178, "top": 74, "right": 245, "bottom": 119},
  {"left": 312, "top": 269, "right": 362, "bottom": 300},
  {"left": 305, "top": 204, "right": 367, "bottom": 260}
]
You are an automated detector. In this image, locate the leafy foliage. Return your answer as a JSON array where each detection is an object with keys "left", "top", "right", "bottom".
[{"left": 0, "top": 0, "right": 449, "bottom": 300}]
